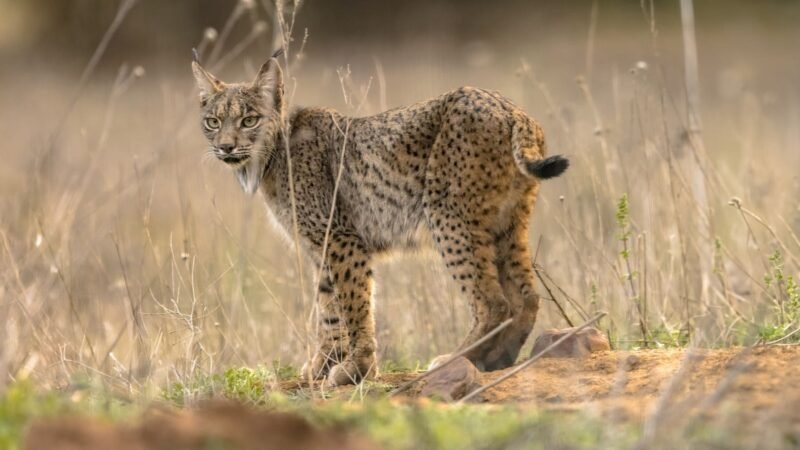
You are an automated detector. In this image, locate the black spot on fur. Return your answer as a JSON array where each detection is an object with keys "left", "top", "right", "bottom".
[
  {"left": 526, "top": 155, "right": 569, "bottom": 179},
  {"left": 318, "top": 281, "right": 334, "bottom": 294}
]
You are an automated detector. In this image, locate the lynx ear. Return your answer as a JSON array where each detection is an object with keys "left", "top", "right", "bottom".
[
  {"left": 191, "top": 52, "right": 223, "bottom": 98},
  {"left": 252, "top": 53, "right": 284, "bottom": 110}
]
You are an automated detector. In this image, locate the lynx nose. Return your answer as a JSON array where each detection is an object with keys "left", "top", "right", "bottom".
[{"left": 218, "top": 143, "right": 235, "bottom": 154}]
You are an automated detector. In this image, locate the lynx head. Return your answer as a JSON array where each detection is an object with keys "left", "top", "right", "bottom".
[{"left": 191, "top": 49, "right": 284, "bottom": 194}]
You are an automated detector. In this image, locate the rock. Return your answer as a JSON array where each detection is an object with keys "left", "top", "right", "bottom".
[
  {"left": 530, "top": 326, "right": 610, "bottom": 358},
  {"left": 427, "top": 353, "right": 451, "bottom": 370},
  {"left": 624, "top": 354, "right": 641, "bottom": 370},
  {"left": 420, "top": 356, "right": 482, "bottom": 401}
]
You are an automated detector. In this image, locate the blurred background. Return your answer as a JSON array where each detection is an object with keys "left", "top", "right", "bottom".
[{"left": 0, "top": 0, "right": 798, "bottom": 391}]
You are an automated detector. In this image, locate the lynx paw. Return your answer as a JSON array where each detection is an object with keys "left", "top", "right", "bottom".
[
  {"left": 326, "top": 354, "right": 377, "bottom": 386},
  {"left": 302, "top": 350, "right": 340, "bottom": 381}
]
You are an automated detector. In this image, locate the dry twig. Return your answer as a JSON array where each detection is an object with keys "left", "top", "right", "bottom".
[{"left": 458, "top": 312, "right": 607, "bottom": 403}]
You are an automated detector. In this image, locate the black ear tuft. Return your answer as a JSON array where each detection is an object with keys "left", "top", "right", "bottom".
[
  {"left": 271, "top": 47, "right": 285, "bottom": 59},
  {"left": 526, "top": 155, "right": 570, "bottom": 179}
]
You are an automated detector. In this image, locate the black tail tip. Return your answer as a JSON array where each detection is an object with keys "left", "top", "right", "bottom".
[{"left": 527, "top": 155, "right": 569, "bottom": 179}]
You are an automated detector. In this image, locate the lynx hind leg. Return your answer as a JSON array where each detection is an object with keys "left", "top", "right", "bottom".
[
  {"left": 303, "top": 277, "right": 349, "bottom": 381},
  {"left": 488, "top": 211, "right": 540, "bottom": 368},
  {"left": 425, "top": 206, "right": 512, "bottom": 371},
  {"left": 323, "top": 232, "right": 378, "bottom": 386}
]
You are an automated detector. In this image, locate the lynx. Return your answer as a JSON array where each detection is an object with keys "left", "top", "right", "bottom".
[{"left": 192, "top": 51, "right": 568, "bottom": 386}]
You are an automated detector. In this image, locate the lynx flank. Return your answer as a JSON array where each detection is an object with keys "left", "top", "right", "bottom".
[{"left": 192, "top": 51, "right": 569, "bottom": 386}]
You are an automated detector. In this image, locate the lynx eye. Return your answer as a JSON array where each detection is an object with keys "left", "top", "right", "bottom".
[
  {"left": 204, "top": 117, "right": 221, "bottom": 130},
  {"left": 241, "top": 116, "right": 260, "bottom": 128}
]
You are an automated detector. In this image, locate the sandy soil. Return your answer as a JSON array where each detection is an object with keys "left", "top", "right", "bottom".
[
  {"left": 480, "top": 346, "right": 800, "bottom": 425},
  {"left": 288, "top": 345, "right": 800, "bottom": 436}
]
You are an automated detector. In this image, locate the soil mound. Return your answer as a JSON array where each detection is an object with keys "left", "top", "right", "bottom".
[{"left": 25, "top": 401, "right": 378, "bottom": 450}]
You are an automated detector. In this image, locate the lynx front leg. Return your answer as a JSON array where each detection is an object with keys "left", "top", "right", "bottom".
[
  {"left": 322, "top": 232, "right": 378, "bottom": 386},
  {"left": 303, "top": 276, "right": 350, "bottom": 381}
]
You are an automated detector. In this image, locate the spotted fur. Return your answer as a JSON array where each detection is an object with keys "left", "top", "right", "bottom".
[{"left": 193, "top": 55, "right": 568, "bottom": 386}]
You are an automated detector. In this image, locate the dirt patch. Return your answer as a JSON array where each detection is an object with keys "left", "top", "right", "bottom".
[
  {"left": 310, "top": 346, "right": 799, "bottom": 429},
  {"left": 479, "top": 346, "right": 800, "bottom": 426},
  {"left": 25, "top": 401, "right": 378, "bottom": 450}
]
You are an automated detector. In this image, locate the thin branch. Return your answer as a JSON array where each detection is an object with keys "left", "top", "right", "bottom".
[
  {"left": 765, "top": 325, "right": 800, "bottom": 345},
  {"left": 532, "top": 238, "right": 574, "bottom": 327},
  {"left": 54, "top": 0, "right": 139, "bottom": 135},
  {"left": 458, "top": 312, "right": 607, "bottom": 403},
  {"left": 389, "top": 318, "right": 513, "bottom": 396}
]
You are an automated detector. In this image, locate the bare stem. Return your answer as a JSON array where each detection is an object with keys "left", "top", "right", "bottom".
[{"left": 458, "top": 312, "right": 607, "bottom": 403}]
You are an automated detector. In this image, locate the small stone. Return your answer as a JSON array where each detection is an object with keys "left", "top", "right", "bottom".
[
  {"left": 624, "top": 354, "right": 641, "bottom": 370},
  {"left": 420, "top": 356, "right": 482, "bottom": 402},
  {"left": 530, "top": 326, "right": 610, "bottom": 358},
  {"left": 545, "top": 394, "right": 563, "bottom": 403}
]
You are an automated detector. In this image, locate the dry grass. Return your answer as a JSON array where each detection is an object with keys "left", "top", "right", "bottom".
[{"left": 1, "top": 0, "right": 798, "bottom": 426}]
